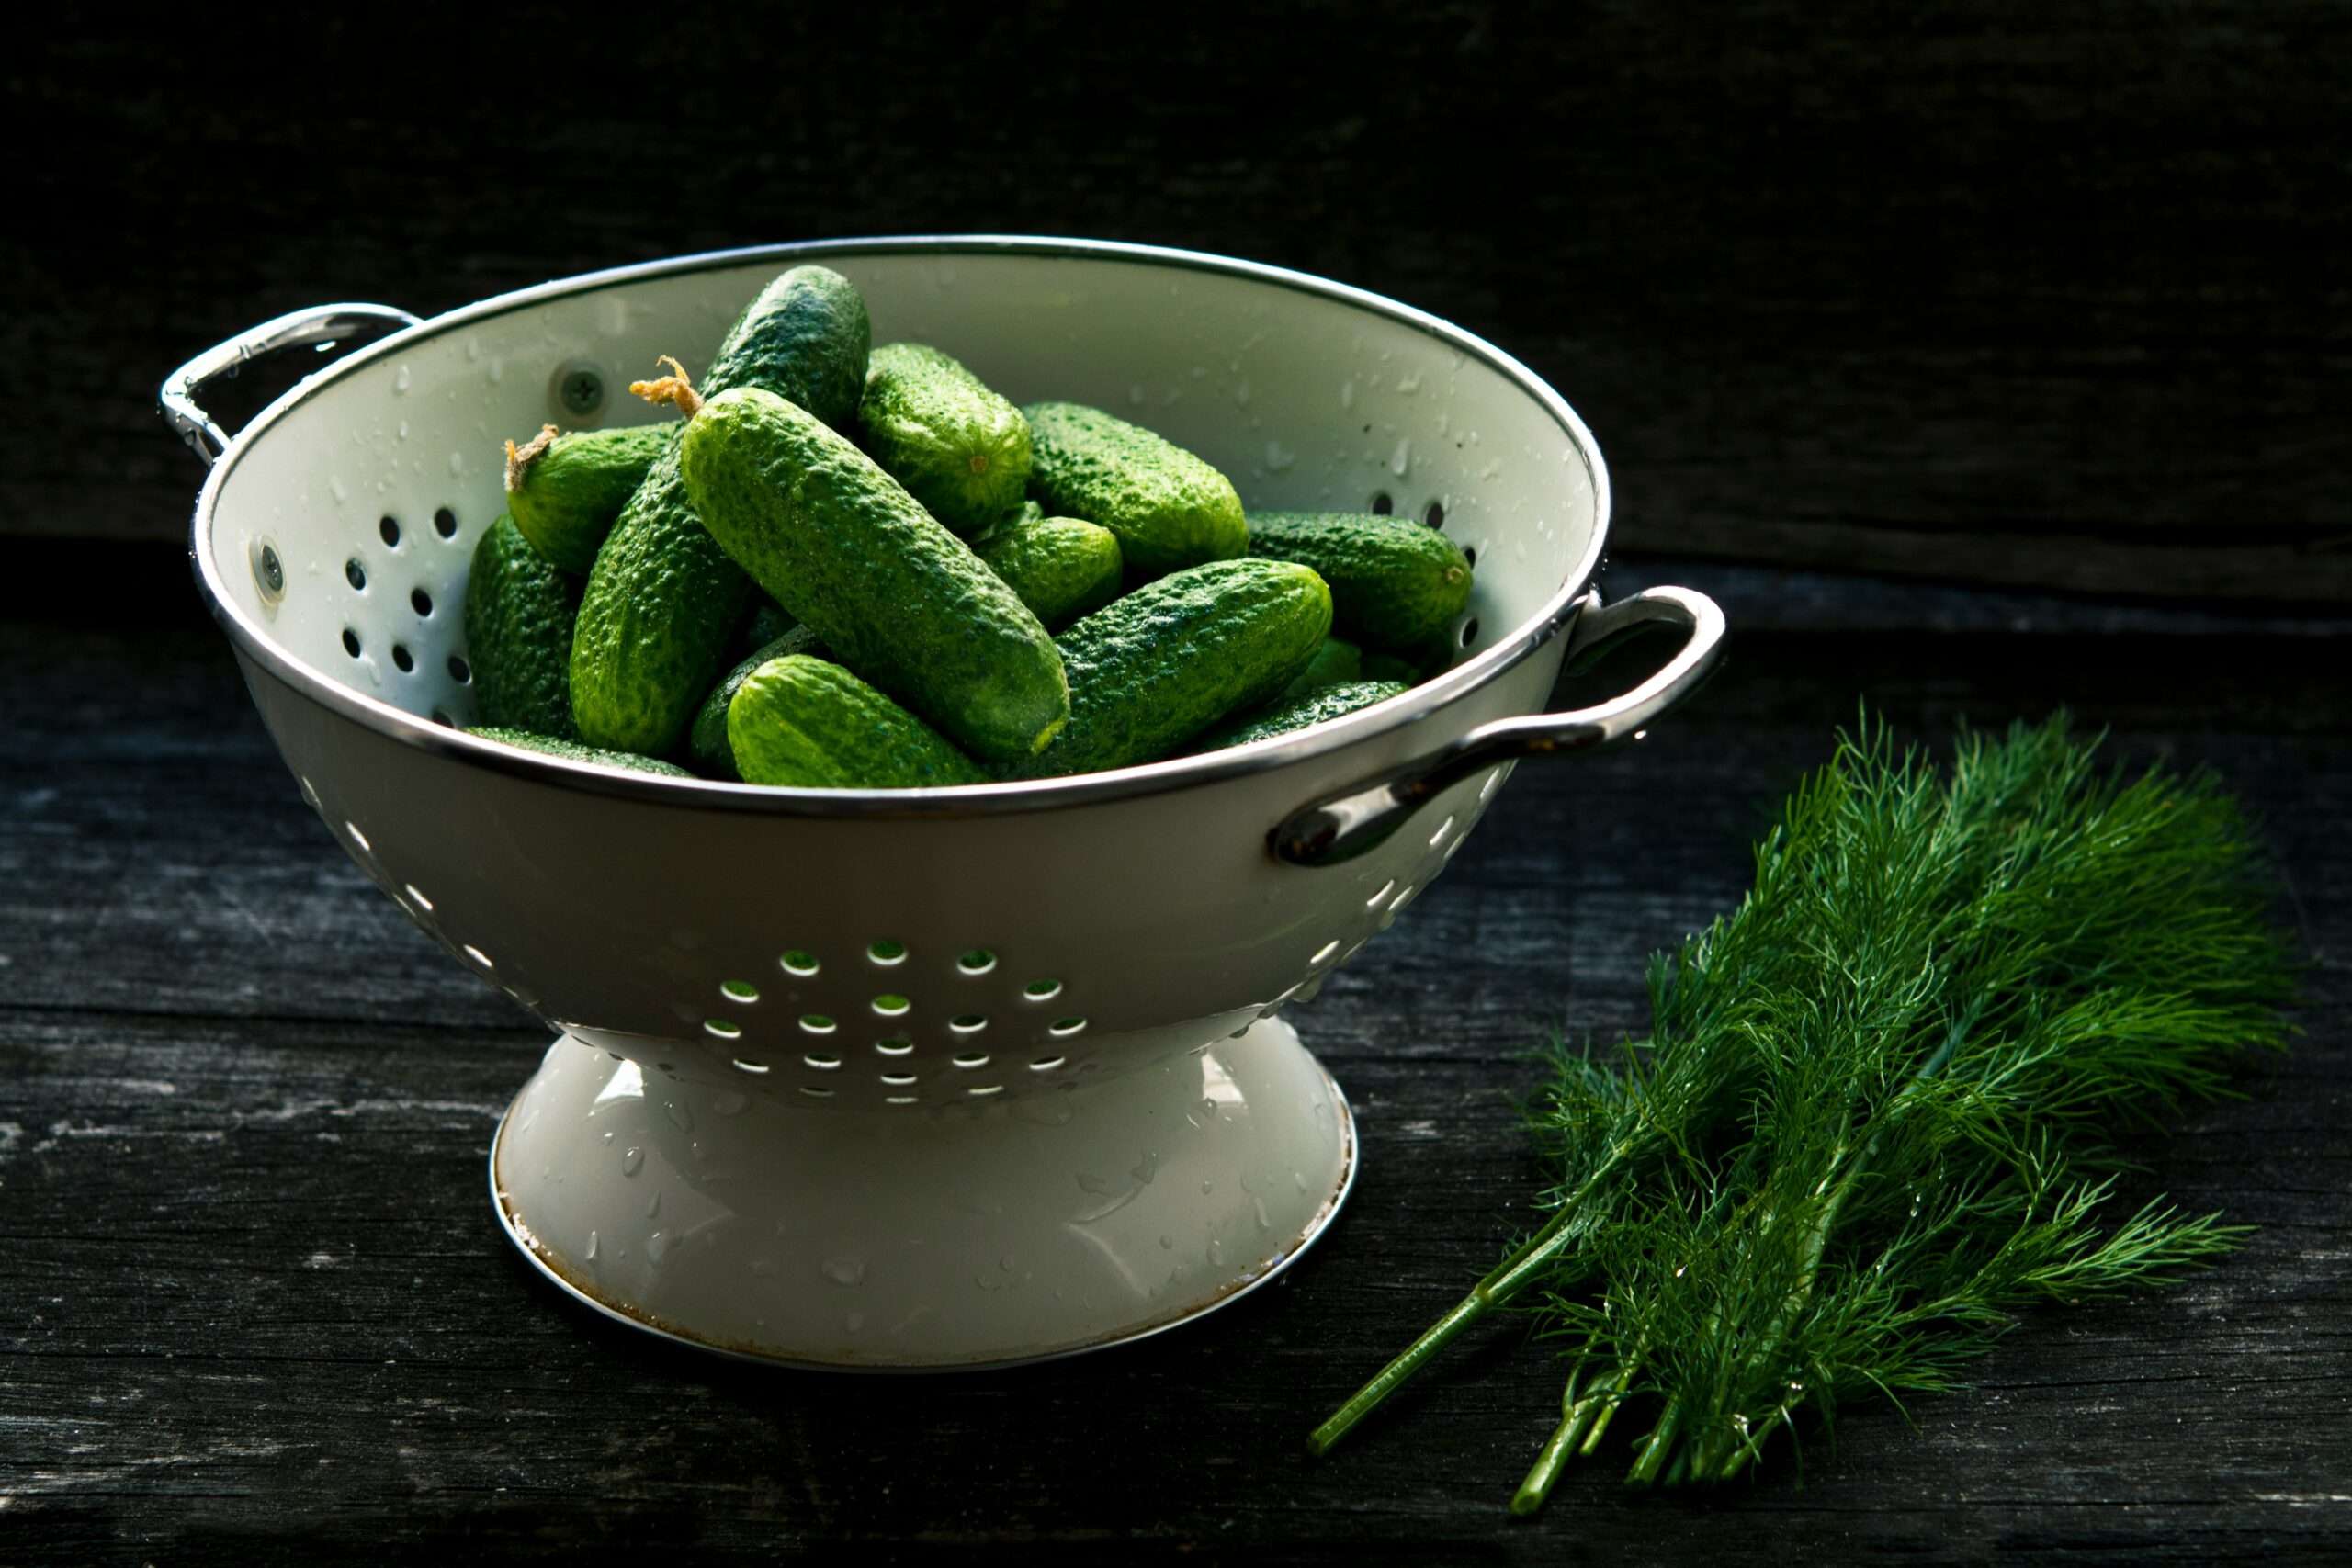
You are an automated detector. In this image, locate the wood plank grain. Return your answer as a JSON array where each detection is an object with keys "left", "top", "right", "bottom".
[{"left": 1, "top": 594, "right": 2346, "bottom": 1561}]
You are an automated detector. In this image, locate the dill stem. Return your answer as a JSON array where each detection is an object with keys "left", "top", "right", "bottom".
[
  {"left": 1309, "top": 1147, "right": 1629, "bottom": 1457},
  {"left": 1626, "top": 1398, "right": 1682, "bottom": 1484}
]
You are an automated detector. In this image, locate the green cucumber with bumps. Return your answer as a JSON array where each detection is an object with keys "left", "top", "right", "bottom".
[
  {"left": 972, "top": 513, "right": 1125, "bottom": 630},
  {"left": 1245, "top": 511, "right": 1473, "bottom": 652},
  {"left": 1271, "top": 636, "right": 1363, "bottom": 706},
  {"left": 463, "top": 513, "right": 581, "bottom": 739},
  {"left": 686, "top": 624, "right": 825, "bottom": 780},
  {"left": 1188, "top": 680, "right": 1409, "bottom": 754},
  {"left": 729, "top": 655, "right": 987, "bottom": 789},
  {"left": 1007, "top": 558, "right": 1332, "bottom": 780},
  {"left": 468, "top": 727, "right": 692, "bottom": 777},
  {"left": 1023, "top": 401, "right": 1247, "bottom": 578},
  {"left": 679, "top": 385, "right": 1069, "bottom": 764},
  {"left": 503, "top": 422, "right": 670, "bottom": 574},
  {"left": 856, "top": 343, "right": 1031, "bottom": 536},
  {"left": 569, "top": 265, "right": 871, "bottom": 754}
]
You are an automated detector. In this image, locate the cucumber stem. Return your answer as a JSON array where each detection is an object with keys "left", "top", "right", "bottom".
[
  {"left": 503, "top": 423, "right": 558, "bottom": 493},
  {"left": 630, "top": 355, "right": 702, "bottom": 418}
]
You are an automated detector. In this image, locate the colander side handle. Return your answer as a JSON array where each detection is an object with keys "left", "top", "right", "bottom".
[
  {"left": 1270, "top": 585, "right": 1727, "bottom": 867},
  {"left": 160, "top": 303, "right": 423, "bottom": 464}
]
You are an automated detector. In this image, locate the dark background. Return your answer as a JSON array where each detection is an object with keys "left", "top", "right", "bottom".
[
  {"left": 9, "top": 0, "right": 2349, "bottom": 594},
  {"left": 5, "top": 4, "right": 2348, "bottom": 1564}
]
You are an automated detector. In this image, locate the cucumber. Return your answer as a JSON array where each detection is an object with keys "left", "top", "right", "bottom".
[
  {"left": 569, "top": 265, "right": 871, "bottom": 754},
  {"left": 1023, "top": 401, "right": 1248, "bottom": 578},
  {"left": 1245, "top": 511, "right": 1473, "bottom": 651},
  {"left": 468, "top": 727, "right": 692, "bottom": 777},
  {"left": 1362, "top": 644, "right": 1451, "bottom": 685},
  {"left": 857, "top": 344, "right": 1031, "bottom": 536},
  {"left": 503, "top": 422, "right": 670, "bottom": 574},
  {"left": 972, "top": 513, "right": 1124, "bottom": 630},
  {"left": 463, "top": 513, "right": 581, "bottom": 739},
  {"left": 1189, "top": 680, "right": 1409, "bottom": 754},
  {"left": 1008, "top": 558, "right": 1332, "bottom": 780},
  {"left": 729, "top": 655, "right": 987, "bottom": 789},
  {"left": 1272, "top": 636, "right": 1363, "bottom": 706},
  {"left": 680, "top": 386, "right": 1069, "bottom": 764},
  {"left": 686, "top": 624, "right": 824, "bottom": 780}
]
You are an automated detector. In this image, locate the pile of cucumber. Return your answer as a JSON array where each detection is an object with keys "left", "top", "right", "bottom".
[{"left": 463, "top": 265, "right": 1474, "bottom": 787}]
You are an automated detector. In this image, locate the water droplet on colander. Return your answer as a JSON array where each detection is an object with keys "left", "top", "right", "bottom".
[
  {"left": 1397, "top": 372, "right": 1422, "bottom": 395},
  {"left": 584, "top": 1230, "right": 598, "bottom": 1261},
  {"left": 821, "top": 1255, "right": 866, "bottom": 1287},
  {"left": 447, "top": 451, "right": 466, "bottom": 478},
  {"left": 712, "top": 1089, "right": 749, "bottom": 1119},
  {"left": 1264, "top": 439, "right": 1295, "bottom": 472},
  {"left": 392, "top": 364, "right": 412, "bottom": 394},
  {"left": 1159, "top": 1234, "right": 1173, "bottom": 1250},
  {"left": 1202, "top": 1096, "right": 1218, "bottom": 1120},
  {"left": 1077, "top": 1171, "right": 1113, "bottom": 1195},
  {"left": 844, "top": 1311, "right": 864, "bottom": 1332},
  {"left": 1208, "top": 1237, "right": 1226, "bottom": 1265},
  {"left": 1293, "top": 1169, "right": 1308, "bottom": 1192},
  {"left": 646, "top": 1231, "right": 668, "bottom": 1264},
  {"left": 1201, "top": 1179, "right": 1215, "bottom": 1195},
  {"left": 1254, "top": 1198, "right": 1272, "bottom": 1232},
  {"left": 1340, "top": 380, "right": 1355, "bottom": 411},
  {"left": 1127, "top": 382, "right": 1147, "bottom": 407},
  {"left": 749, "top": 1257, "right": 775, "bottom": 1277},
  {"left": 486, "top": 357, "right": 503, "bottom": 385},
  {"left": 1389, "top": 437, "right": 1412, "bottom": 477},
  {"left": 1233, "top": 379, "right": 1250, "bottom": 407},
  {"left": 974, "top": 1270, "right": 1004, "bottom": 1292},
  {"left": 616, "top": 1145, "right": 646, "bottom": 1176},
  {"left": 645, "top": 1191, "right": 661, "bottom": 1219},
  {"left": 1131, "top": 1149, "right": 1159, "bottom": 1185},
  {"left": 999, "top": 1254, "right": 1015, "bottom": 1272},
  {"left": 665, "top": 1100, "right": 694, "bottom": 1132}
]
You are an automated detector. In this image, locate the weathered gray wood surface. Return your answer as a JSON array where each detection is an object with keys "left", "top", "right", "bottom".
[
  {"left": 3, "top": 548, "right": 2345, "bottom": 1563},
  {"left": 9, "top": 3, "right": 2348, "bottom": 598}
]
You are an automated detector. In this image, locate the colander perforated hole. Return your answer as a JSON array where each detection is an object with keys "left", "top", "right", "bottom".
[
  {"left": 345, "top": 822, "right": 371, "bottom": 853},
  {"left": 952, "top": 1052, "right": 990, "bottom": 1069},
  {"left": 867, "top": 940, "right": 907, "bottom": 965},
  {"left": 1459, "top": 617, "right": 1480, "bottom": 648},
  {"left": 1029, "top": 1056, "right": 1067, "bottom": 1072},
  {"left": 345, "top": 559, "right": 368, "bottom": 592},
  {"left": 1425, "top": 501, "right": 1445, "bottom": 528},
  {"left": 780, "top": 950, "right": 820, "bottom": 976},
  {"left": 430, "top": 709, "right": 455, "bottom": 727},
  {"left": 876, "top": 1036, "right": 915, "bottom": 1055},
  {"left": 886, "top": 1095, "right": 918, "bottom": 1106},
  {"left": 720, "top": 980, "right": 760, "bottom": 1003},
  {"left": 391, "top": 644, "right": 414, "bottom": 673},
  {"left": 1480, "top": 771, "right": 1501, "bottom": 801},
  {"left": 950, "top": 1014, "right": 988, "bottom": 1035},
  {"left": 462, "top": 944, "right": 492, "bottom": 968},
  {"left": 968, "top": 1084, "right": 1004, "bottom": 1098},
  {"left": 434, "top": 507, "right": 458, "bottom": 539},
  {"left": 1311, "top": 940, "right": 1341, "bottom": 965},
  {"left": 1023, "top": 979, "right": 1063, "bottom": 1001},
  {"left": 705, "top": 1018, "right": 742, "bottom": 1040},
  {"left": 798, "top": 1014, "right": 837, "bottom": 1034},
  {"left": 800, "top": 1085, "right": 834, "bottom": 1099},
  {"left": 731, "top": 1057, "right": 771, "bottom": 1075},
  {"left": 880, "top": 1071, "right": 917, "bottom": 1087},
  {"left": 1430, "top": 813, "right": 1456, "bottom": 848},
  {"left": 1370, "top": 491, "right": 1393, "bottom": 514},
  {"left": 342, "top": 628, "right": 361, "bottom": 658},
  {"left": 1367, "top": 878, "right": 1395, "bottom": 908},
  {"left": 447, "top": 655, "right": 470, "bottom": 683},
  {"left": 403, "top": 884, "right": 434, "bottom": 911},
  {"left": 804, "top": 1053, "right": 841, "bottom": 1071},
  {"left": 379, "top": 515, "right": 401, "bottom": 547},
  {"left": 957, "top": 949, "right": 996, "bottom": 975},
  {"left": 1388, "top": 883, "right": 1417, "bottom": 912},
  {"left": 1049, "top": 1017, "right": 1089, "bottom": 1038},
  {"left": 872, "top": 994, "right": 910, "bottom": 1017},
  {"left": 410, "top": 587, "right": 433, "bottom": 617}
]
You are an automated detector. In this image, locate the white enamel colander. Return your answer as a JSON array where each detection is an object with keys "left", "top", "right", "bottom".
[{"left": 162, "top": 238, "right": 1724, "bottom": 1369}]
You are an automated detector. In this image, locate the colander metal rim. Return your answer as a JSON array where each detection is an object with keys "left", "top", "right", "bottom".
[{"left": 189, "top": 234, "right": 1612, "bottom": 818}]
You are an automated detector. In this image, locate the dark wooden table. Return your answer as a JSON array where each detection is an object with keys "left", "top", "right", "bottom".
[{"left": 4, "top": 544, "right": 2345, "bottom": 1564}]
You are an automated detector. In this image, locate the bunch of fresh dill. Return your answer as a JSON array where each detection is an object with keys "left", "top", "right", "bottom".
[{"left": 1309, "top": 714, "right": 2295, "bottom": 1508}]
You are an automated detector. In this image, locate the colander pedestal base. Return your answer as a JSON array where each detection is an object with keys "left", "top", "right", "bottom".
[{"left": 490, "top": 1017, "right": 1355, "bottom": 1369}]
